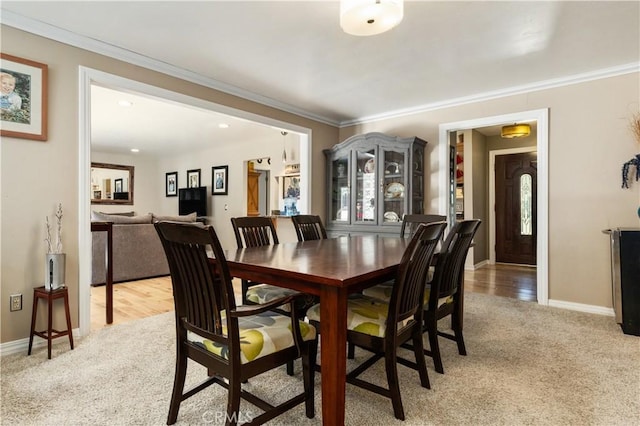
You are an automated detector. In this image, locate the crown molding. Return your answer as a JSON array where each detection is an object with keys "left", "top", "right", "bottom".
[
  {"left": 3, "top": 10, "right": 638, "bottom": 129},
  {"left": 342, "top": 62, "right": 640, "bottom": 127},
  {"left": 1, "top": 10, "right": 341, "bottom": 127}
]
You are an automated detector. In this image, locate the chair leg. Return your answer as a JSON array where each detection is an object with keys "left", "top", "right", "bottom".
[
  {"left": 385, "top": 350, "right": 405, "bottom": 421},
  {"left": 452, "top": 309, "right": 467, "bottom": 356},
  {"left": 302, "top": 341, "right": 317, "bottom": 419},
  {"left": 427, "top": 318, "right": 444, "bottom": 374},
  {"left": 347, "top": 342, "right": 355, "bottom": 359},
  {"left": 226, "top": 377, "right": 242, "bottom": 426},
  {"left": 167, "top": 350, "right": 188, "bottom": 425},
  {"left": 286, "top": 360, "right": 294, "bottom": 376},
  {"left": 412, "top": 329, "right": 430, "bottom": 389}
]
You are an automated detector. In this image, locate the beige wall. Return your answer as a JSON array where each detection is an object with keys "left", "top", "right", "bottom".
[
  {"left": 2, "top": 24, "right": 639, "bottom": 345},
  {"left": 339, "top": 72, "right": 640, "bottom": 308},
  {"left": 0, "top": 26, "right": 338, "bottom": 343}
]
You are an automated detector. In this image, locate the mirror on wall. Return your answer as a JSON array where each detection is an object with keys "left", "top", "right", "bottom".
[{"left": 91, "top": 162, "right": 134, "bottom": 205}]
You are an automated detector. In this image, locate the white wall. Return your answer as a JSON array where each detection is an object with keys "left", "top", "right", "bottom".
[{"left": 91, "top": 152, "right": 161, "bottom": 216}]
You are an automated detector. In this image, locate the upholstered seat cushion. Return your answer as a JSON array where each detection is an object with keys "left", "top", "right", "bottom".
[
  {"left": 188, "top": 310, "right": 316, "bottom": 364},
  {"left": 362, "top": 283, "right": 453, "bottom": 308},
  {"left": 245, "top": 284, "right": 301, "bottom": 312},
  {"left": 306, "top": 294, "right": 413, "bottom": 338}
]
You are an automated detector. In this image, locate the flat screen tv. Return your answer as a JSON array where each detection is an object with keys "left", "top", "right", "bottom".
[{"left": 178, "top": 186, "right": 207, "bottom": 217}]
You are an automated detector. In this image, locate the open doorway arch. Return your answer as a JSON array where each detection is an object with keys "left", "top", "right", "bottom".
[
  {"left": 77, "top": 67, "right": 312, "bottom": 336},
  {"left": 438, "top": 109, "right": 549, "bottom": 305}
]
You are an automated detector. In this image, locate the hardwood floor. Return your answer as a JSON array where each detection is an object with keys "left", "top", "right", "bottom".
[
  {"left": 90, "top": 264, "right": 537, "bottom": 330},
  {"left": 465, "top": 263, "right": 537, "bottom": 302}
]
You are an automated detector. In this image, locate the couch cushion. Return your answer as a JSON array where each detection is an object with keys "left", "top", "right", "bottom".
[
  {"left": 91, "top": 211, "right": 152, "bottom": 224},
  {"left": 98, "top": 211, "right": 135, "bottom": 217},
  {"left": 152, "top": 212, "right": 197, "bottom": 223}
]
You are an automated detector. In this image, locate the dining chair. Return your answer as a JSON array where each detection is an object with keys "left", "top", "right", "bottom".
[
  {"left": 291, "top": 214, "right": 328, "bottom": 241},
  {"left": 231, "top": 216, "right": 315, "bottom": 375},
  {"left": 155, "top": 221, "right": 317, "bottom": 426},
  {"left": 400, "top": 214, "right": 447, "bottom": 238},
  {"left": 230, "top": 216, "right": 294, "bottom": 306},
  {"left": 307, "top": 221, "right": 447, "bottom": 421},
  {"left": 363, "top": 219, "right": 481, "bottom": 374},
  {"left": 422, "top": 219, "right": 481, "bottom": 374}
]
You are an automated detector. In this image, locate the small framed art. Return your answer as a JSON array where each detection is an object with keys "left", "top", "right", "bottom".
[
  {"left": 0, "top": 53, "right": 48, "bottom": 141},
  {"left": 187, "top": 169, "right": 201, "bottom": 188},
  {"left": 212, "top": 165, "right": 228, "bottom": 195},
  {"left": 166, "top": 171, "right": 177, "bottom": 197}
]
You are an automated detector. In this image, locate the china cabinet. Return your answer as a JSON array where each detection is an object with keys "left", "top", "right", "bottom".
[{"left": 324, "top": 132, "right": 426, "bottom": 237}]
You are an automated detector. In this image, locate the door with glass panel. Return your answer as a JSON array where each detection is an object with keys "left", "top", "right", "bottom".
[{"left": 495, "top": 152, "right": 537, "bottom": 264}]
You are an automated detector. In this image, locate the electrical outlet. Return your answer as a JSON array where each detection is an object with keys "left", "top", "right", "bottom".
[{"left": 10, "top": 294, "right": 22, "bottom": 312}]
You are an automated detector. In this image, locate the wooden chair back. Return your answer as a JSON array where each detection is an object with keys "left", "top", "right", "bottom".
[
  {"left": 400, "top": 214, "right": 447, "bottom": 238},
  {"left": 429, "top": 219, "right": 481, "bottom": 306},
  {"left": 291, "top": 215, "right": 328, "bottom": 241},
  {"left": 388, "top": 222, "right": 447, "bottom": 334},
  {"left": 154, "top": 222, "right": 236, "bottom": 356},
  {"left": 231, "top": 216, "right": 279, "bottom": 248}
]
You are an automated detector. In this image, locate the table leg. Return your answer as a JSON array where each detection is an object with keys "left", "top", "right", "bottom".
[
  {"left": 47, "top": 293, "right": 53, "bottom": 360},
  {"left": 28, "top": 293, "right": 38, "bottom": 355},
  {"left": 320, "top": 286, "right": 348, "bottom": 426},
  {"left": 106, "top": 224, "right": 113, "bottom": 324}
]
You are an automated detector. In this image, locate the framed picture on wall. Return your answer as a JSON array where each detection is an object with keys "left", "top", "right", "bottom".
[
  {"left": 187, "top": 169, "right": 201, "bottom": 188},
  {"left": 283, "top": 174, "right": 300, "bottom": 199},
  {"left": 166, "top": 171, "right": 178, "bottom": 197},
  {"left": 0, "top": 53, "right": 48, "bottom": 141},
  {"left": 211, "top": 165, "right": 228, "bottom": 195}
]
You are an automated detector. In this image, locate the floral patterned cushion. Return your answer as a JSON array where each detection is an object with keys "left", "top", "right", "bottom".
[
  {"left": 188, "top": 310, "right": 316, "bottom": 364},
  {"left": 245, "top": 284, "right": 300, "bottom": 312},
  {"left": 362, "top": 283, "right": 454, "bottom": 308},
  {"left": 306, "top": 294, "right": 413, "bottom": 338}
]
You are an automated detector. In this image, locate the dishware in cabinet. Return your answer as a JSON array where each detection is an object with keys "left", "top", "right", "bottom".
[{"left": 324, "top": 132, "right": 426, "bottom": 237}]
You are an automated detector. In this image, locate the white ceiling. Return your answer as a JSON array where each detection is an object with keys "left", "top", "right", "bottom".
[{"left": 2, "top": 1, "right": 638, "bottom": 155}]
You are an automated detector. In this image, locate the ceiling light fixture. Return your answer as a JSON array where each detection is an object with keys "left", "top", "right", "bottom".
[
  {"left": 340, "top": 0, "right": 404, "bottom": 36},
  {"left": 130, "top": 148, "right": 139, "bottom": 153},
  {"left": 118, "top": 100, "right": 132, "bottom": 107},
  {"left": 501, "top": 123, "right": 531, "bottom": 139},
  {"left": 218, "top": 123, "right": 229, "bottom": 129}
]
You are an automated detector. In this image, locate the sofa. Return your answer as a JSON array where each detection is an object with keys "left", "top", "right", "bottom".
[{"left": 91, "top": 211, "right": 197, "bottom": 285}]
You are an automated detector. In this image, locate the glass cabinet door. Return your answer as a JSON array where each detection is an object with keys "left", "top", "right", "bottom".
[
  {"left": 381, "top": 148, "right": 408, "bottom": 224},
  {"left": 330, "top": 154, "right": 350, "bottom": 223},
  {"left": 355, "top": 148, "right": 376, "bottom": 224}
]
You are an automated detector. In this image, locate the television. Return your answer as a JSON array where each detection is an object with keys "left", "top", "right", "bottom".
[{"left": 178, "top": 186, "right": 207, "bottom": 217}]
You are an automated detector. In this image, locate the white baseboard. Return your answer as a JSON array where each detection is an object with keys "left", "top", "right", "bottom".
[
  {"left": 548, "top": 299, "right": 615, "bottom": 317},
  {"left": 0, "top": 328, "right": 80, "bottom": 357},
  {"left": 469, "top": 260, "right": 488, "bottom": 270}
]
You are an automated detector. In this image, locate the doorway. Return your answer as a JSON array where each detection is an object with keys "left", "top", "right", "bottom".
[
  {"left": 438, "top": 108, "right": 549, "bottom": 305},
  {"left": 78, "top": 67, "right": 313, "bottom": 336}
]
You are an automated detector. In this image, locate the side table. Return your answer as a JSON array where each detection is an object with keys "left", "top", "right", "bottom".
[{"left": 28, "top": 286, "right": 74, "bottom": 359}]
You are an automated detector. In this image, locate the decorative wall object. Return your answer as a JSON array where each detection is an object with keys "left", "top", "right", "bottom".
[
  {"left": 0, "top": 53, "right": 48, "bottom": 141},
  {"left": 211, "top": 165, "right": 228, "bottom": 195},
  {"left": 44, "top": 203, "right": 65, "bottom": 290},
  {"left": 166, "top": 171, "right": 177, "bottom": 197},
  {"left": 187, "top": 169, "right": 201, "bottom": 188}
]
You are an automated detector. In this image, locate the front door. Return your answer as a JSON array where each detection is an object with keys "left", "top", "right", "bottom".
[{"left": 495, "top": 152, "right": 537, "bottom": 265}]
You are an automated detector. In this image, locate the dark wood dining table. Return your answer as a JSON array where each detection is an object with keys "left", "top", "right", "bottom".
[{"left": 226, "top": 235, "right": 408, "bottom": 426}]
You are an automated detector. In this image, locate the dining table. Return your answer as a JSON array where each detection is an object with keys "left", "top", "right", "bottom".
[{"left": 225, "top": 234, "right": 408, "bottom": 426}]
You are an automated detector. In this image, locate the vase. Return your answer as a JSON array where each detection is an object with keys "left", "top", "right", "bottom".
[{"left": 45, "top": 253, "right": 66, "bottom": 290}]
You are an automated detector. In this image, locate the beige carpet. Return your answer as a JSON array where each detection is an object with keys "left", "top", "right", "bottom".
[{"left": 2, "top": 292, "right": 638, "bottom": 425}]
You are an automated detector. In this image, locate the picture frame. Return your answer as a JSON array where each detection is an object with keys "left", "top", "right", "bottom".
[
  {"left": 187, "top": 169, "right": 201, "bottom": 188},
  {"left": 0, "top": 53, "right": 48, "bottom": 141},
  {"left": 166, "top": 171, "right": 178, "bottom": 197},
  {"left": 211, "top": 165, "right": 228, "bottom": 195},
  {"left": 283, "top": 174, "right": 301, "bottom": 199},
  {"left": 114, "top": 178, "right": 123, "bottom": 193}
]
